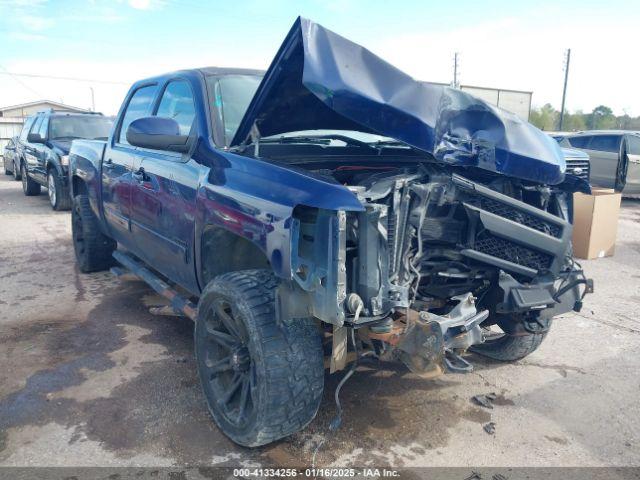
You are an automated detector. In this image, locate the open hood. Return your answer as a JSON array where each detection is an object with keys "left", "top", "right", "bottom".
[{"left": 231, "top": 17, "right": 566, "bottom": 185}]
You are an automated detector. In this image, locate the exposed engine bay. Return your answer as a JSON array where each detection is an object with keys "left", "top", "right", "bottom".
[{"left": 279, "top": 162, "right": 593, "bottom": 376}]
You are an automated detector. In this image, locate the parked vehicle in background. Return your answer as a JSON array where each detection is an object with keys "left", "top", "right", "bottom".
[
  {"left": 560, "top": 147, "right": 591, "bottom": 183},
  {"left": 69, "top": 17, "right": 592, "bottom": 447},
  {"left": 16, "top": 110, "right": 113, "bottom": 210},
  {"left": 2, "top": 136, "right": 19, "bottom": 178},
  {"left": 555, "top": 131, "right": 640, "bottom": 195}
]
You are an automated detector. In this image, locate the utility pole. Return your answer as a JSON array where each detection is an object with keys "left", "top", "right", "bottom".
[
  {"left": 558, "top": 48, "right": 571, "bottom": 131},
  {"left": 89, "top": 86, "right": 95, "bottom": 112},
  {"left": 452, "top": 52, "right": 460, "bottom": 89}
]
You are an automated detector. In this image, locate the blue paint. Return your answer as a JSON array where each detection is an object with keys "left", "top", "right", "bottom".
[{"left": 233, "top": 17, "right": 566, "bottom": 185}]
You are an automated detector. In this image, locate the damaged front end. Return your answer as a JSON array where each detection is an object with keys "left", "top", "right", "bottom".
[
  {"left": 243, "top": 17, "right": 592, "bottom": 377},
  {"left": 279, "top": 167, "right": 592, "bottom": 376}
]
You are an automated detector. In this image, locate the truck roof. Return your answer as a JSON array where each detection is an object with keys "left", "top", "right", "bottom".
[{"left": 133, "top": 66, "right": 265, "bottom": 86}]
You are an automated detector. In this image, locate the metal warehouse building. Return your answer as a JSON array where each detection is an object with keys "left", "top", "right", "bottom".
[{"left": 422, "top": 82, "right": 533, "bottom": 121}]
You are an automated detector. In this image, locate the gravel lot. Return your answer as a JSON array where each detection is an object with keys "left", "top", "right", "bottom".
[{"left": 0, "top": 173, "right": 639, "bottom": 468}]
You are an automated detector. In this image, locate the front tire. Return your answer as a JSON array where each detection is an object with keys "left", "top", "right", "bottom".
[
  {"left": 471, "top": 319, "right": 552, "bottom": 361},
  {"left": 195, "top": 270, "right": 324, "bottom": 447},
  {"left": 47, "top": 170, "right": 71, "bottom": 211},
  {"left": 21, "top": 164, "right": 41, "bottom": 196},
  {"left": 72, "top": 194, "right": 116, "bottom": 272}
]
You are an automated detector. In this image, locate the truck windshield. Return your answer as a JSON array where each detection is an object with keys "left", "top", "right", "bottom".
[
  {"left": 206, "top": 74, "right": 262, "bottom": 145},
  {"left": 49, "top": 116, "right": 114, "bottom": 140}
]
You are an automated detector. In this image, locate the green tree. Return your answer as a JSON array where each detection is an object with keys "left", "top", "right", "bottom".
[
  {"left": 529, "top": 103, "right": 559, "bottom": 131},
  {"left": 564, "top": 110, "right": 587, "bottom": 131},
  {"left": 589, "top": 105, "right": 616, "bottom": 129}
]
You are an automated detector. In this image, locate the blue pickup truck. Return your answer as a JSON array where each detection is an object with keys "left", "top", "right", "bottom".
[{"left": 69, "top": 18, "right": 592, "bottom": 446}]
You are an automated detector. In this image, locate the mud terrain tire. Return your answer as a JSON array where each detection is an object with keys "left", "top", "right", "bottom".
[
  {"left": 72, "top": 194, "right": 116, "bottom": 272},
  {"left": 471, "top": 321, "right": 552, "bottom": 361},
  {"left": 195, "top": 269, "right": 324, "bottom": 447}
]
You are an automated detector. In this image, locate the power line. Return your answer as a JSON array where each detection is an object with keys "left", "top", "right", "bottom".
[
  {"left": 0, "top": 71, "right": 130, "bottom": 85},
  {"left": 0, "top": 64, "right": 47, "bottom": 98}
]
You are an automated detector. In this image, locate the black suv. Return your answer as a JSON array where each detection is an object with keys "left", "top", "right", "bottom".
[{"left": 17, "top": 110, "right": 113, "bottom": 210}]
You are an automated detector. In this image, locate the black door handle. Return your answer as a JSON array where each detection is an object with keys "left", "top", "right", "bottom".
[{"left": 103, "top": 159, "right": 115, "bottom": 169}]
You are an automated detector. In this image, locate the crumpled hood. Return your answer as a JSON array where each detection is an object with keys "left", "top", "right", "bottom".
[
  {"left": 47, "top": 139, "right": 71, "bottom": 156},
  {"left": 232, "top": 17, "right": 566, "bottom": 185}
]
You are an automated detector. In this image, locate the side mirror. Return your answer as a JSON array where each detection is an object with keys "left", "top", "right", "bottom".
[
  {"left": 126, "top": 117, "right": 190, "bottom": 153},
  {"left": 27, "top": 132, "right": 44, "bottom": 143}
]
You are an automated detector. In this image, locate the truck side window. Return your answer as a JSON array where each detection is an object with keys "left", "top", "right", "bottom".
[
  {"left": 118, "top": 84, "right": 159, "bottom": 145},
  {"left": 568, "top": 136, "right": 591, "bottom": 149},
  {"left": 589, "top": 135, "right": 621, "bottom": 153},
  {"left": 155, "top": 80, "right": 196, "bottom": 136}
]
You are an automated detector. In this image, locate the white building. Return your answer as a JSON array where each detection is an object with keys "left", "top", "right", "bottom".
[
  {"left": 0, "top": 100, "right": 90, "bottom": 120},
  {"left": 0, "top": 100, "right": 90, "bottom": 158},
  {"left": 422, "top": 82, "right": 533, "bottom": 122}
]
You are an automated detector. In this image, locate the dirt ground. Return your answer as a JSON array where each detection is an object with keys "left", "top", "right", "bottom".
[{"left": 0, "top": 173, "right": 639, "bottom": 468}]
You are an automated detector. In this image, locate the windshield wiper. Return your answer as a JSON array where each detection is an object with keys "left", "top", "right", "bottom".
[
  {"left": 261, "top": 134, "right": 379, "bottom": 149},
  {"left": 260, "top": 136, "right": 332, "bottom": 146},
  {"left": 51, "top": 136, "right": 80, "bottom": 140},
  {"left": 371, "top": 139, "right": 411, "bottom": 148}
]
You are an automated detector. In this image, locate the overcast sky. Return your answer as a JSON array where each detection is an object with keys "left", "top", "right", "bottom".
[{"left": 0, "top": 0, "right": 638, "bottom": 116}]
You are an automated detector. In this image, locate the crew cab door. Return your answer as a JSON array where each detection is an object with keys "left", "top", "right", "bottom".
[
  {"left": 129, "top": 79, "right": 199, "bottom": 292},
  {"left": 102, "top": 83, "right": 158, "bottom": 247}
]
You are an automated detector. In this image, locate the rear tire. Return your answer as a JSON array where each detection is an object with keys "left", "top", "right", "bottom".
[
  {"left": 13, "top": 161, "right": 21, "bottom": 181},
  {"left": 21, "top": 164, "right": 41, "bottom": 196},
  {"left": 48, "top": 170, "right": 71, "bottom": 211},
  {"left": 3, "top": 161, "right": 10, "bottom": 175},
  {"left": 195, "top": 269, "right": 324, "bottom": 447},
  {"left": 471, "top": 319, "right": 552, "bottom": 361},
  {"left": 72, "top": 194, "right": 116, "bottom": 272}
]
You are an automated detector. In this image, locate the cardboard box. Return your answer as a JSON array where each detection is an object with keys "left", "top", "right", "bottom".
[{"left": 572, "top": 188, "right": 622, "bottom": 259}]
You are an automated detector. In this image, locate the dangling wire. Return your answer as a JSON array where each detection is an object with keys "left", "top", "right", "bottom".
[
  {"left": 330, "top": 327, "right": 359, "bottom": 431},
  {"left": 313, "top": 303, "right": 375, "bottom": 467}
]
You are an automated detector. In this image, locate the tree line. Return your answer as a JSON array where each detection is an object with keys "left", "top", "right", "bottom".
[{"left": 529, "top": 104, "right": 640, "bottom": 132}]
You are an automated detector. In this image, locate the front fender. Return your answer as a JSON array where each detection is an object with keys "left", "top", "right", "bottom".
[
  {"left": 46, "top": 157, "right": 65, "bottom": 180},
  {"left": 193, "top": 146, "right": 363, "bottom": 291}
]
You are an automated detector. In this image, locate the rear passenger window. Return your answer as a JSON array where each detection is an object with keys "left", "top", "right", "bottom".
[
  {"left": 38, "top": 117, "right": 49, "bottom": 139},
  {"left": 155, "top": 80, "right": 196, "bottom": 136},
  {"left": 118, "top": 84, "right": 158, "bottom": 145},
  {"left": 19, "top": 117, "right": 36, "bottom": 141},
  {"left": 568, "top": 136, "right": 591, "bottom": 148},
  {"left": 589, "top": 135, "right": 621, "bottom": 153},
  {"left": 30, "top": 116, "right": 43, "bottom": 136}
]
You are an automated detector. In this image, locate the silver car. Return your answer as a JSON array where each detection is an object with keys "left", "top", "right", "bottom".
[
  {"left": 556, "top": 130, "right": 640, "bottom": 195},
  {"left": 2, "top": 136, "right": 20, "bottom": 180}
]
